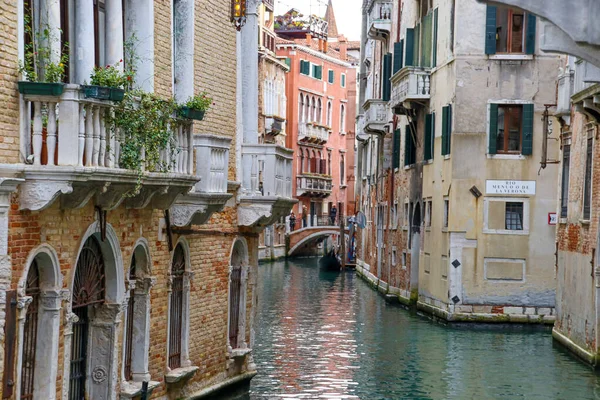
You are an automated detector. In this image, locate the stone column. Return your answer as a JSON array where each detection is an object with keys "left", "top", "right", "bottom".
[
  {"left": 130, "top": 277, "right": 155, "bottom": 382},
  {"left": 39, "top": 0, "right": 62, "bottom": 75},
  {"left": 75, "top": 0, "right": 95, "bottom": 84},
  {"left": 13, "top": 296, "right": 32, "bottom": 400},
  {"left": 105, "top": 0, "right": 124, "bottom": 68},
  {"left": 34, "top": 291, "right": 62, "bottom": 398},
  {"left": 124, "top": 0, "right": 154, "bottom": 92},
  {"left": 241, "top": 1, "right": 262, "bottom": 145},
  {"left": 173, "top": 0, "right": 195, "bottom": 103}
]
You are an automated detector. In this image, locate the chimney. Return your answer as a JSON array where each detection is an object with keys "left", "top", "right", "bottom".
[
  {"left": 306, "top": 33, "right": 312, "bottom": 48},
  {"left": 339, "top": 36, "right": 347, "bottom": 61},
  {"left": 323, "top": 40, "right": 328, "bottom": 53}
]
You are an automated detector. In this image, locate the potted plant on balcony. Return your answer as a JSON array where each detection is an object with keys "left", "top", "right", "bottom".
[
  {"left": 18, "top": 20, "right": 69, "bottom": 96},
  {"left": 179, "top": 92, "right": 213, "bottom": 121},
  {"left": 82, "top": 61, "right": 132, "bottom": 101}
]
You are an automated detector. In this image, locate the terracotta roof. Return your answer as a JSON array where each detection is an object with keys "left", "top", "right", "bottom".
[
  {"left": 324, "top": 0, "right": 339, "bottom": 39},
  {"left": 276, "top": 37, "right": 349, "bottom": 61},
  {"left": 329, "top": 40, "right": 361, "bottom": 51}
]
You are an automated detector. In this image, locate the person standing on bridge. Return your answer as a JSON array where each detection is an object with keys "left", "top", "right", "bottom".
[
  {"left": 329, "top": 205, "right": 337, "bottom": 226},
  {"left": 289, "top": 211, "right": 296, "bottom": 231},
  {"left": 302, "top": 205, "right": 308, "bottom": 228}
]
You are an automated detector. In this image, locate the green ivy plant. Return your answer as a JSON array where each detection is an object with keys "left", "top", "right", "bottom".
[
  {"left": 18, "top": 17, "right": 69, "bottom": 83},
  {"left": 181, "top": 92, "right": 213, "bottom": 111}
]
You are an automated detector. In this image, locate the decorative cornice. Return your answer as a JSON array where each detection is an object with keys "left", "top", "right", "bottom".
[{"left": 276, "top": 43, "right": 353, "bottom": 68}]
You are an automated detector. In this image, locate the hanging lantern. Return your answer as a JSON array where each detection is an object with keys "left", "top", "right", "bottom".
[{"left": 232, "top": 0, "right": 247, "bottom": 31}]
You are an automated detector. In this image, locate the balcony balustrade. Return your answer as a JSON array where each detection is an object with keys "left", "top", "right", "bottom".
[
  {"left": 298, "top": 122, "right": 330, "bottom": 144},
  {"left": 572, "top": 61, "right": 600, "bottom": 123},
  {"left": 556, "top": 69, "right": 574, "bottom": 120},
  {"left": 13, "top": 84, "right": 231, "bottom": 216},
  {"left": 296, "top": 174, "right": 333, "bottom": 198},
  {"left": 238, "top": 144, "right": 296, "bottom": 228},
  {"left": 265, "top": 115, "right": 286, "bottom": 137},
  {"left": 367, "top": 0, "right": 393, "bottom": 40},
  {"left": 363, "top": 99, "right": 390, "bottom": 134},
  {"left": 390, "top": 67, "right": 431, "bottom": 113}
]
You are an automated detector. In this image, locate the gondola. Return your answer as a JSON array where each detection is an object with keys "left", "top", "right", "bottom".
[{"left": 319, "top": 248, "right": 341, "bottom": 271}]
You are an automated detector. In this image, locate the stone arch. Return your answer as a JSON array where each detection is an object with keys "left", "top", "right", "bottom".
[
  {"left": 121, "top": 238, "right": 157, "bottom": 393},
  {"left": 15, "top": 244, "right": 62, "bottom": 399},
  {"left": 289, "top": 230, "right": 340, "bottom": 256},
  {"left": 63, "top": 221, "right": 125, "bottom": 400},
  {"left": 228, "top": 238, "right": 250, "bottom": 355}
]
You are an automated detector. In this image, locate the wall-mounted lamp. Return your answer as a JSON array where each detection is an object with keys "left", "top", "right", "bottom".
[
  {"left": 469, "top": 185, "right": 482, "bottom": 198},
  {"left": 231, "top": 0, "right": 247, "bottom": 31}
]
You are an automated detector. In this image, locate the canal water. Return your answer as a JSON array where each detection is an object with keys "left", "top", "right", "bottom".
[{"left": 249, "top": 257, "right": 600, "bottom": 399}]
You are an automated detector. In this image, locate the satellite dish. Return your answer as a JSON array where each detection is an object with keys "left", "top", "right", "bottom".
[{"left": 356, "top": 212, "right": 367, "bottom": 229}]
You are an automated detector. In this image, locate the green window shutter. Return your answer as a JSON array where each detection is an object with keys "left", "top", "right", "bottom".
[
  {"left": 405, "top": 29, "right": 415, "bottom": 67},
  {"left": 525, "top": 14, "right": 536, "bottom": 55},
  {"left": 522, "top": 103, "right": 534, "bottom": 155},
  {"left": 489, "top": 103, "right": 498, "bottom": 154},
  {"left": 404, "top": 124, "right": 411, "bottom": 166},
  {"left": 485, "top": 6, "right": 497, "bottom": 55},
  {"left": 441, "top": 106, "right": 449, "bottom": 156},
  {"left": 341, "top": 74, "right": 346, "bottom": 87},
  {"left": 393, "top": 129, "right": 401, "bottom": 169},
  {"left": 382, "top": 53, "right": 392, "bottom": 101},
  {"left": 285, "top": 57, "right": 291, "bottom": 68},
  {"left": 424, "top": 113, "right": 433, "bottom": 160},
  {"left": 393, "top": 41, "right": 404, "bottom": 74},
  {"left": 318, "top": 66, "right": 323, "bottom": 80},
  {"left": 328, "top": 69, "right": 334, "bottom": 84},
  {"left": 432, "top": 9, "right": 438, "bottom": 67},
  {"left": 447, "top": 104, "right": 452, "bottom": 155},
  {"left": 301, "top": 60, "right": 310, "bottom": 75},
  {"left": 414, "top": 23, "right": 421, "bottom": 67},
  {"left": 422, "top": 14, "right": 432, "bottom": 68}
]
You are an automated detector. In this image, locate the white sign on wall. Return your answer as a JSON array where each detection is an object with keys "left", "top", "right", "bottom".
[{"left": 485, "top": 180, "right": 536, "bottom": 195}]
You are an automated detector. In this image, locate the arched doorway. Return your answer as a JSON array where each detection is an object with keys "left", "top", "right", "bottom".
[
  {"left": 228, "top": 238, "right": 249, "bottom": 354},
  {"left": 411, "top": 202, "right": 422, "bottom": 289},
  {"left": 70, "top": 236, "right": 106, "bottom": 400}
]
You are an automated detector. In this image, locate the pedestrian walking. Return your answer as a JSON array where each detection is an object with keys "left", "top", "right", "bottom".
[
  {"left": 302, "top": 205, "right": 308, "bottom": 228},
  {"left": 289, "top": 212, "right": 296, "bottom": 231},
  {"left": 329, "top": 205, "right": 337, "bottom": 225}
]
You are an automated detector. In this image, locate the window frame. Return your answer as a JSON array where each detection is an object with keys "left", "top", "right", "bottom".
[
  {"left": 560, "top": 138, "right": 571, "bottom": 219},
  {"left": 495, "top": 8, "right": 527, "bottom": 55},
  {"left": 341, "top": 73, "right": 346, "bottom": 88},
  {"left": 583, "top": 128, "right": 594, "bottom": 221},
  {"left": 328, "top": 69, "right": 335, "bottom": 84},
  {"left": 496, "top": 104, "right": 523, "bottom": 154},
  {"left": 483, "top": 197, "right": 530, "bottom": 235},
  {"left": 443, "top": 198, "right": 449, "bottom": 229}
]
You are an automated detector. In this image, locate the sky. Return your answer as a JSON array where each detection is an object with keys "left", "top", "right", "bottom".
[{"left": 274, "top": 0, "right": 363, "bottom": 41}]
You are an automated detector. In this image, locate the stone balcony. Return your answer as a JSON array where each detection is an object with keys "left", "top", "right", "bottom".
[
  {"left": 296, "top": 174, "right": 333, "bottom": 198},
  {"left": 367, "top": 0, "right": 393, "bottom": 41},
  {"left": 298, "top": 122, "right": 330, "bottom": 145},
  {"left": 572, "top": 60, "right": 600, "bottom": 123},
  {"left": 363, "top": 99, "right": 391, "bottom": 135},
  {"left": 264, "top": 115, "right": 286, "bottom": 136},
  {"left": 238, "top": 144, "right": 296, "bottom": 229},
  {"left": 390, "top": 67, "right": 431, "bottom": 114},
  {"left": 555, "top": 69, "right": 574, "bottom": 122},
  {"left": 10, "top": 84, "right": 231, "bottom": 220}
]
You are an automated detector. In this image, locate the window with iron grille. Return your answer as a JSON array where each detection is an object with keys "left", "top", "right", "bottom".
[
  {"left": 123, "top": 255, "right": 136, "bottom": 381},
  {"left": 505, "top": 202, "right": 524, "bottom": 230},
  {"left": 168, "top": 244, "right": 186, "bottom": 370},
  {"left": 70, "top": 236, "right": 106, "bottom": 400},
  {"left": 583, "top": 136, "right": 593, "bottom": 220},
  {"left": 560, "top": 144, "right": 570, "bottom": 218},
  {"left": 20, "top": 260, "right": 40, "bottom": 400},
  {"left": 229, "top": 266, "right": 242, "bottom": 349}
]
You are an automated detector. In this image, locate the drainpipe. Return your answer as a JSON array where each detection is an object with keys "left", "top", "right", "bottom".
[{"left": 359, "top": 3, "right": 368, "bottom": 110}]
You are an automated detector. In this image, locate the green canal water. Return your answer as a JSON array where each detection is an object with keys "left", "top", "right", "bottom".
[{"left": 248, "top": 257, "right": 600, "bottom": 399}]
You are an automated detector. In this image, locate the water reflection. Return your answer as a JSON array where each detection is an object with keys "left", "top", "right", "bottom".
[{"left": 251, "top": 258, "right": 600, "bottom": 399}]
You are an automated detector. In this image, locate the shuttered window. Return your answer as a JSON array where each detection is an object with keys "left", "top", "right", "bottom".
[
  {"left": 560, "top": 144, "right": 570, "bottom": 218},
  {"left": 414, "top": 23, "right": 420, "bottom": 67},
  {"left": 312, "top": 65, "right": 322, "bottom": 80},
  {"left": 488, "top": 104, "right": 533, "bottom": 155},
  {"left": 432, "top": 9, "right": 438, "bottom": 67},
  {"left": 405, "top": 29, "right": 415, "bottom": 67},
  {"left": 424, "top": 112, "right": 435, "bottom": 161},
  {"left": 421, "top": 13, "right": 432, "bottom": 67},
  {"left": 583, "top": 135, "right": 593, "bottom": 220},
  {"left": 382, "top": 53, "right": 392, "bottom": 101},
  {"left": 341, "top": 73, "right": 346, "bottom": 88},
  {"left": 285, "top": 57, "right": 291, "bottom": 68},
  {"left": 485, "top": 6, "right": 536, "bottom": 55},
  {"left": 393, "top": 40, "right": 404, "bottom": 74},
  {"left": 441, "top": 105, "right": 452, "bottom": 156},
  {"left": 404, "top": 124, "right": 416, "bottom": 166},
  {"left": 300, "top": 60, "right": 310, "bottom": 75},
  {"left": 393, "top": 129, "right": 401, "bottom": 169},
  {"left": 328, "top": 69, "right": 334, "bottom": 84}
]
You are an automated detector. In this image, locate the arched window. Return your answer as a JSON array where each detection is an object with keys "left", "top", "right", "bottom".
[
  {"left": 299, "top": 94, "right": 305, "bottom": 121},
  {"left": 70, "top": 236, "right": 106, "bottom": 400},
  {"left": 310, "top": 150, "right": 316, "bottom": 173},
  {"left": 228, "top": 239, "right": 249, "bottom": 353},
  {"left": 168, "top": 244, "right": 186, "bottom": 369},
  {"left": 317, "top": 98, "right": 322, "bottom": 124},
  {"left": 340, "top": 104, "right": 346, "bottom": 133},
  {"left": 311, "top": 97, "right": 316, "bottom": 122},
  {"left": 20, "top": 260, "right": 40, "bottom": 399},
  {"left": 299, "top": 149, "right": 305, "bottom": 174},
  {"left": 326, "top": 101, "right": 333, "bottom": 127},
  {"left": 328, "top": 151, "right": 332, "bottom": 176},
  {"left": 340, "top": 154, "right": 346, "bottom": 185}
]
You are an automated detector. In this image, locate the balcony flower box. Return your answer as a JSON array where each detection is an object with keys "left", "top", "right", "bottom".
[
  {"left": 82, "top": 85, "right": 125, "bottom": 101},
  {"left": 179, "top": 107, "right": 205, "bottom": 121},
  {"left": 18, "top": 81, "right": 65, "bottom": 96}
]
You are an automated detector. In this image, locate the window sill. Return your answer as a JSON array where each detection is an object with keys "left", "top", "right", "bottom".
[
  {"left": 580, "top": 219, "right": 591, "bottom": 225},
  {"left": 559, "top": 218, "right": 568, "bottom": 224},
  {"left": 442, "top": 227, "right": 449, "bottom": 232},
  {"left": 443, "top": 155, "right": 451, "bottom": 160},
  {"left": 423, "top": 159, "right": 433, "bottom": 165},
  {"left": 165, "top": 366, "right": 199, "bottom": 384},
  {"left": 340, "top": 184, "right": 348, "bottom": 189},
  {"left": 230, "top": 347, "right": 252, "bottom": 359},
  {"left": 483, "top": 229, "right": 530, "bottom": 236},
  {"left": 426, "top": 227, "right": 431, "bottom": 232},
  {"left": 404, "top": 165, "right": 413, "bottom": 170},
  {"left": 487, "top": 154, "right": 526, "bottom": 160},
  {"left": 488, "top": 54, "right": 534, "bottom": 61},
  {"left": 120, "top": 380, "right": 161, "bottom": 398}
]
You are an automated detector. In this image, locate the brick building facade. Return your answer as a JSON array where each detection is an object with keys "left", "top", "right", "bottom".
[{"left": 0, "top": 0, "right": 293, "bottom": 398}]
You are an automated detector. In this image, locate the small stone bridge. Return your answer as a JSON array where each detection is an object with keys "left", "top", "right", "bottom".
[{"left": 287, "top": 226, "right": 347, "bottom": 257}]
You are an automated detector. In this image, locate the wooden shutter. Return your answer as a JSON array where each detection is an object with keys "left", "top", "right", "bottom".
[
  {"left": 393, "top": 129, "right": 401, "bottom": 169},
  {"left": 285, "top": 57, "right": 291, "bottom": 68},
  {"left": 414, "top": 23, "right": 420, "bottom": 67},
  {"left": 382, "top": 53, "right": 392, "bottom": 101},
  {"left": 2, "top": 290, "right": 17, "bottom": 398},
  {"left": 525, "top": 14, "right": 536, "bottom": 55},
  {"left": 447, "top": 104, "right": 452, "bottom": 155},
  {"left": 341, "top": 74, "right": 346, "bottom": 87},
  {"left": 432, "top": 9, "right": 438, "bottom": 67},
  {"left": 317, "top": 66, "right": 323, "bottom": 80},
  {"left": 404, "top": 124, "right": 411, "bottom": 166},
  {"left": 422, "top": 14, "right": 432, "bottom": 67},
  {"left": 405, "top": 29, "right": 415, "bottom": 67},
  {"left": 393, "top": 41, "right": 404, "bottom": 74},
  {"left": 489, "top": 103, "right": 498, "bottom": 154},
  {"left": 441, "top": 106, "right": 449, "bottom": 156},
  {"left": 328, "top": 69, "right": 334, "bottom": 84},
  {"left": 424, "top": 113, "right": 434, "bottom": 160},
  {"left": 485, "top": 6, "right": 497, "bottom": 55},
  {"left": 522, "top": 103, "right": 534, "bottom": 155}
]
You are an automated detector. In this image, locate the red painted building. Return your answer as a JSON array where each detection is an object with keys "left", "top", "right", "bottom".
[{"left": 275, "top": 5, "right": 357, "bottom": 226}]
